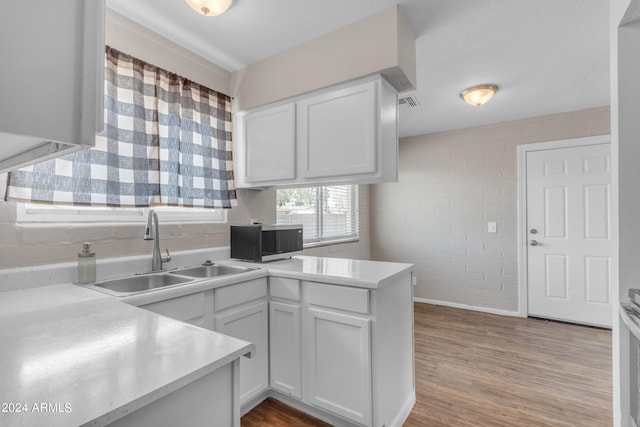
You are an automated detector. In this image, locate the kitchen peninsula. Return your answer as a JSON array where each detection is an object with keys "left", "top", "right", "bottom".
[
  {"left": 0, "top": 253, "right": 414, "bottom": 427},
  {"left": 0, "top": 284, "right": 253, "bottom": 427}
]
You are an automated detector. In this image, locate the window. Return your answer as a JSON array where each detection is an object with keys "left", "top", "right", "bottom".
[
  {"left": 276, "top": 185, "right": 358, "bottom": 246},
  {"left": 6, "top": 46, "right": 237, "bottom": 210}
]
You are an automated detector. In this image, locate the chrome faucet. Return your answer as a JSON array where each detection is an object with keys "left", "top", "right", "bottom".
[{"left": 143, "top": 209, "right": 171, "bottom": 272}]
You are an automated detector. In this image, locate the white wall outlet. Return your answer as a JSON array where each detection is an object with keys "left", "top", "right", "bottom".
[
  {"left": 411, "top": 274, "right": 417, "bottom": 286},
  {"left": 488, "top": 222, "right": 497, "bottom": 233}
]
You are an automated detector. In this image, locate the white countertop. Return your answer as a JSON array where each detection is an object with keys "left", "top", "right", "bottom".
[
  {"left": 222, "top": 255, "right": 414, "bottom": 289},
  {"left": 0, "top": 284, "right": 253, "bottom": 427},
  {"left": 0, "top": 252, "right": 413, "bottom": 426},
  {"left": 114, "top": 256, "right": 413, "bottom": 307},
  {"left": 115, "top": 268, "right": 268, "bottom": 307},
  {"left": 620, "top": 303, "right": 640, "bottom": 341}
]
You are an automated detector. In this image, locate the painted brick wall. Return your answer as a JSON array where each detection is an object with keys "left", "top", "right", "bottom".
[
  {"left": 370, "top": 106, "right": 610, "bottom": 312},
  {"left": 0, "top": 183, "right": 371, "bottom": 269},
  {"left": 0, "top": 189, "right": 276, "bottom": 269}
]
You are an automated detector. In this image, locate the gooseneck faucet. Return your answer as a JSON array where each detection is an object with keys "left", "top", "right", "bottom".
[{"left": 144, "top": 209, "right": 171, "bottom": 272}]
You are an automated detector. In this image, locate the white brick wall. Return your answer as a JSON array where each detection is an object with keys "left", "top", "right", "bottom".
[
  {"left": 370, "top": 106, "right": 611, "bottom": 312},
  {"left": 0, "top": 183, "right": 371, "bottom": 270},
  {"left": 0, "top": 189, "right": 276, "bottom": 269}
]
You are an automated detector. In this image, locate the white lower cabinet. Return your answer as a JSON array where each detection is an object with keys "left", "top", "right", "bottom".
[
  {"left": 269, "top": 300, "right": 302, "bottom": 398},
  {"left": 109, "top": 360, "right": 239, "bottom": 427},
  {"left": 270, "top": 278, "right": 375, "bottom": 425},
  {"left": 140, "top": 290, "right": 214, "bottom": 330},
  {"left": 215, "top": 299, "right": 269, "bottom": 406},
  {"left": 138, "top": 278, "right": 271, "bottom": 411},
  {"left": 135, "top": 271, "right": 415, "bottom": 427},
  {"left": 303, "top": 306, "right": 372, "bottom": 426}
]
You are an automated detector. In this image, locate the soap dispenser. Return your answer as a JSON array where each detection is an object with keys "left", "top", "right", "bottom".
[{"left": 77, "top": 242, "right": 96, "bottom": 284}]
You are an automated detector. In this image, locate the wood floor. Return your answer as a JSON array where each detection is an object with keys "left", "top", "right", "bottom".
[{"left": 241, "top": 303, "right": 612, "bottom": 427}]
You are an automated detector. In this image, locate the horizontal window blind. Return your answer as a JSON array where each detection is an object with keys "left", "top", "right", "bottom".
[{"left": 277, "top": 185, "right": 358, "bottom": 245}]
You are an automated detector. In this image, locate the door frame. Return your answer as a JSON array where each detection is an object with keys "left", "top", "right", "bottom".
[{"left": 516, "top": 134, "right": 611, "bottom": 317}]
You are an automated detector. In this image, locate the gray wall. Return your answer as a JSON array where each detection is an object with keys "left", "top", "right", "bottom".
[{"left": 370, "top": 106, "right": 610, "bottom": 312}]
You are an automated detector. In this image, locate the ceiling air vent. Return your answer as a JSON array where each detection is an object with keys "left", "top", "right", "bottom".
[{"left": 398, "top": 95, "right": 420, "bottom": 108}]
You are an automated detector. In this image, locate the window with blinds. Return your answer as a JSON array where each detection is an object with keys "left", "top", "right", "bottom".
[{"left": 276, "top": 185, "right": 358, "bottom": 246}]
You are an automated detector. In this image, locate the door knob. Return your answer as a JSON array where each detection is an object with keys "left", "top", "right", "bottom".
[{"left": 529, "top": 240, "right": 539, "bottom": 246}]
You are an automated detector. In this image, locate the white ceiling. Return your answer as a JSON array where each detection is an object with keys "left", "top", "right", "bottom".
[{"left": 106, "top": 0, "right": 610, "bottom": 139}]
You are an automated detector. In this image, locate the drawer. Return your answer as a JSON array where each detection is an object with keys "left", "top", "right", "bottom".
[
  {"left": 305, "top": 282, "right": 369, "bottom": 314},
  {"left": 216, "top": 278, "right": 268, "bottom": 311},
  {"left": 142, "top": 292, "right": 205, "bottom": 325},
  {"left": 270, "top": 277, "right": 301, "bottom": 301}
]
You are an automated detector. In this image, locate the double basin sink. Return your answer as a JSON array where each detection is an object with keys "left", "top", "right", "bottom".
[{"left": 86, "top": 263, "right": 255, "bottom": 296}]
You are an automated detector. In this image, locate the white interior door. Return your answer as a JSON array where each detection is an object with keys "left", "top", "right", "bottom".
[{"left": 526, "top": 142, "right": 612, "bottom": 327}]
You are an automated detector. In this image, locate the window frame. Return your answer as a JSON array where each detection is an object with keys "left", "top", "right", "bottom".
[{"left": 16, "top": 204, "right": 227, "bottom": 224}]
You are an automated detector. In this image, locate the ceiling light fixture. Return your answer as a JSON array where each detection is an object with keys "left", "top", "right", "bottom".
[
  {"left": 185, "top": 0, "right": 233, "bottom": 16},
  {"left": 459, "top": 84, "right": 499, "bottom": 106}
]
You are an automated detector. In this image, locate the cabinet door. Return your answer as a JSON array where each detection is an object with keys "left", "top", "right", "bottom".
[
  {"left": 303, "top": 307, "right": 372, "bottom": 426},
  {"left": 141, "top": 291, "right": 213, "bottom": 330},
  {"left": 0, "top": 0, "right": 104, "bottom": 172},
  {"left": 215, "top": 300, "right": 269, "bottom": 405},
  {"left": 269, "top": 301, "right": 301, "bottom": 398},
  {"left": 241, "top": 103, "right": 296, "bottom": 184},
  {"left": 297, "top": 80, "right": 377, "bottom": 179}
]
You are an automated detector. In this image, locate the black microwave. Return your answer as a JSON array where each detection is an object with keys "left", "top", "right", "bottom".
[{"left": 230, "top": 224, "right": 303, "bottom": 262}]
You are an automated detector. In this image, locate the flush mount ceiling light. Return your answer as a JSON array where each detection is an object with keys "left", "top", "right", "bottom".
[
  {"left": 185, "top": 0, "right": 233, "bottom": 16},
  {"left": 459, "top": 84, "right": 499, "bottom": 106}
]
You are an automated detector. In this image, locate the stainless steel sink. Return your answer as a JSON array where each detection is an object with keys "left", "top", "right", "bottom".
[
  {"left": 171, "top": 264, "right": 254, "bottom": 278},
  {"left": 83, "top": 262, "right": 254, "bottom": 297},
  {"left": 90, "top": 273, "right": 193, "bottom": 296}
]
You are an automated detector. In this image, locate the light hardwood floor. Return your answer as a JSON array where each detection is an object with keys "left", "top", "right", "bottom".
[{"left": 241, "top": 302, "right": 612, "bottom": 427}]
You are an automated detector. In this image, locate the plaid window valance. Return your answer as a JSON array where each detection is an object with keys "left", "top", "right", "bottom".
[{"left": 5, "top": 46, "right": 237, "bottom": 208}]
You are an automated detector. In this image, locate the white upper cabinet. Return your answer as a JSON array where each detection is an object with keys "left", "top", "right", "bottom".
[
  {"left": 240, "top": 103, "right": 296, "bottom": 184},
  {"left": 297, "top": 80, "right": 377, "bottom": 179},
  {"left": 234, "top": 75, "right": 398, "bottom": 188},
  {"left": 0, "top": 0, "right": 105, "bottom": 173}
]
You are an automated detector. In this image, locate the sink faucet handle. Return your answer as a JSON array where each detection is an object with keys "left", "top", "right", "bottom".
[
  {"left": 202, "top": 260, "right": 215, "bottom": 266},
  {"left": 162, "top": 248, "right": 171, "bottom": 263}
]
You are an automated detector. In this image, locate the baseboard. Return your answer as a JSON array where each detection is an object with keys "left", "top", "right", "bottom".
[
  {"left": 263, "top": 391, "right": 360, "bottom": 427},
  {"left": 242, "top": 389, "right": 415, "bottom": 427},
  {"left": 388, "top": 392, "right": 416, "bottom": 427},
  {"left": 414, "top": 297, "right": 522, "bottom": 317},
  {"left": 240, "top": 389, "right": 270, "bottom": 416}
]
